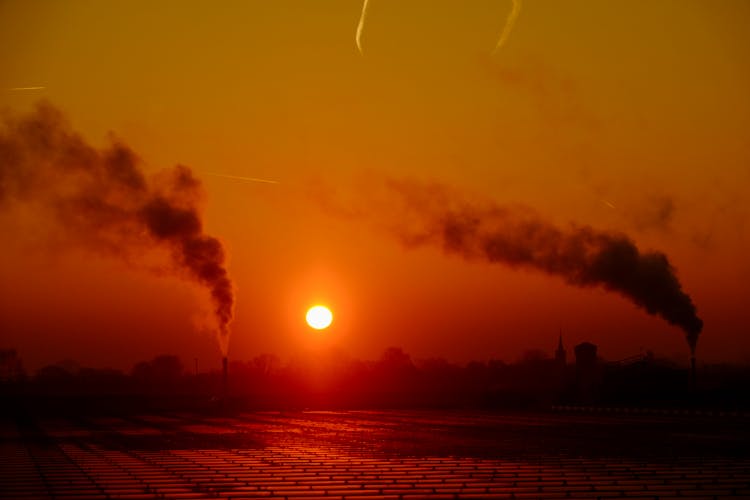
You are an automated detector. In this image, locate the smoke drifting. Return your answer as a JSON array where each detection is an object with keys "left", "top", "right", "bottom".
[
  {"left": 325, "top": 177, "right": 703, "bottom": 352},
  {"left": 0, "top": 102, "right": 234, "bottom": 353}
]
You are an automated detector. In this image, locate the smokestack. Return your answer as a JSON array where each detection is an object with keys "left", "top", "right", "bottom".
[
  {"left": 690, "top": 354, "right": 697, "bottom": 392},
  {"left": 222, "top": 356, "right": 229, "bottom": 397}
]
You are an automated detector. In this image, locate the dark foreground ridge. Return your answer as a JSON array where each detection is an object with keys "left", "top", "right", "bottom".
[{"left": 1, "top": 410, "right": 749, "bottom": 499}]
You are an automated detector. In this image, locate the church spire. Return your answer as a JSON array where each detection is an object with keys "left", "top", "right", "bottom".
[{"left": 555, "top": 329, "right": 566, "bottom": 366}]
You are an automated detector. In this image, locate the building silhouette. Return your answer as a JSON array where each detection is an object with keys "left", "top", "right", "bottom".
[
  {"left": 574, "top": 342, "right": 599, "bottom": 403},
  {"left": 0, "top": 349, "right": 25, "bottom": 383}
]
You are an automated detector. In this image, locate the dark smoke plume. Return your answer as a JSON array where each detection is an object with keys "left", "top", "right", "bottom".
[
  {"left": 334, "top": 177, "right": 702, "bottom": 352},
  {"left": 0, "top": 102, "right": 233, "bottom": 352}
]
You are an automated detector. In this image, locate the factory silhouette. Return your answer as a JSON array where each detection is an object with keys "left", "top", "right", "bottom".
[{"left": 3, "top": 335, "right": 748, "bottom": 413}]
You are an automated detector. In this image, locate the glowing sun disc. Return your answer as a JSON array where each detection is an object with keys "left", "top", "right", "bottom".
[{"left": 306, "top": 305, "right": 333, "bottom": 330}]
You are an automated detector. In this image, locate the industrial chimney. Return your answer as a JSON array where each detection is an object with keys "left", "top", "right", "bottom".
[
  {"left": 222, "top": 356, "right": 228, "bottom": 398},
  {"left": 690, "top": 354, "right": 697, "bottom": 392}
]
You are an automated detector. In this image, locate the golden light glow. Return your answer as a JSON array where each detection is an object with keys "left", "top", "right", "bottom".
[
  {"left": 306, "top": 305, "right": 333, "bottom": 330},
  {"left": 2, "top": 1, "right": 749, "bottom": 367}
]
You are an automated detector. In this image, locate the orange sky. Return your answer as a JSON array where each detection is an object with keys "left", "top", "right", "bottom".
[{"left": 1, "top": 0, "right": 749, "bottom": 371}]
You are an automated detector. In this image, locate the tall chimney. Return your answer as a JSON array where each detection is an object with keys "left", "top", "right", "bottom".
[
  {"left": 690, "top": 354, "right": 696, "bottom": 392},
  {"left": 222, "top": 356, "right": 228, "bottom": 397}
]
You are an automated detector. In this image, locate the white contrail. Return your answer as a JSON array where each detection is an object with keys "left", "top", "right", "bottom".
[
  {"left": 7, "top": 86, "right": 46, "bottom": 91},
  {"left": 601, "top": 199, "right": 616, "bottom": 210},
  {"left": 356, "top": 0, "right": 519, "bottom": 56},
  {"left": 355, "top": 0, "right": 371, "bottom": 55},
  {"left": 492, "top": 0, "right": 522, "bottom": 54},
  {"left": 205, "top": 172, "right": 279, "bottom": 184}
]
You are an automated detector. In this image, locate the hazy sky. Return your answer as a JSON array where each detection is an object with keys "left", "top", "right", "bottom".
[{"left": 1, "top": 0, "right": 749, "bottom": 370}]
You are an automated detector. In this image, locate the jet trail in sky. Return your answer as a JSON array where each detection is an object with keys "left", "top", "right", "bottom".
[
  {"left": 492, "top": 0, "right": 522, "bottom": 54},
  {"left": 355, "top": 0, "right": 371, "bottom": 55},
  {"left": 205, "top": 172, "right": 279, "bottom": 184},
  {"left": 7, "top": 87, "right": 46, "bottom": 91},
  {"left": 356, "top": 1, "right": 520, "bottom": 56}
]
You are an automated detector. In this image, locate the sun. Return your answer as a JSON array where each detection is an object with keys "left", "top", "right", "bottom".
[{"left": 306, "top": 305, "right": 333, "bottom": 330}]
